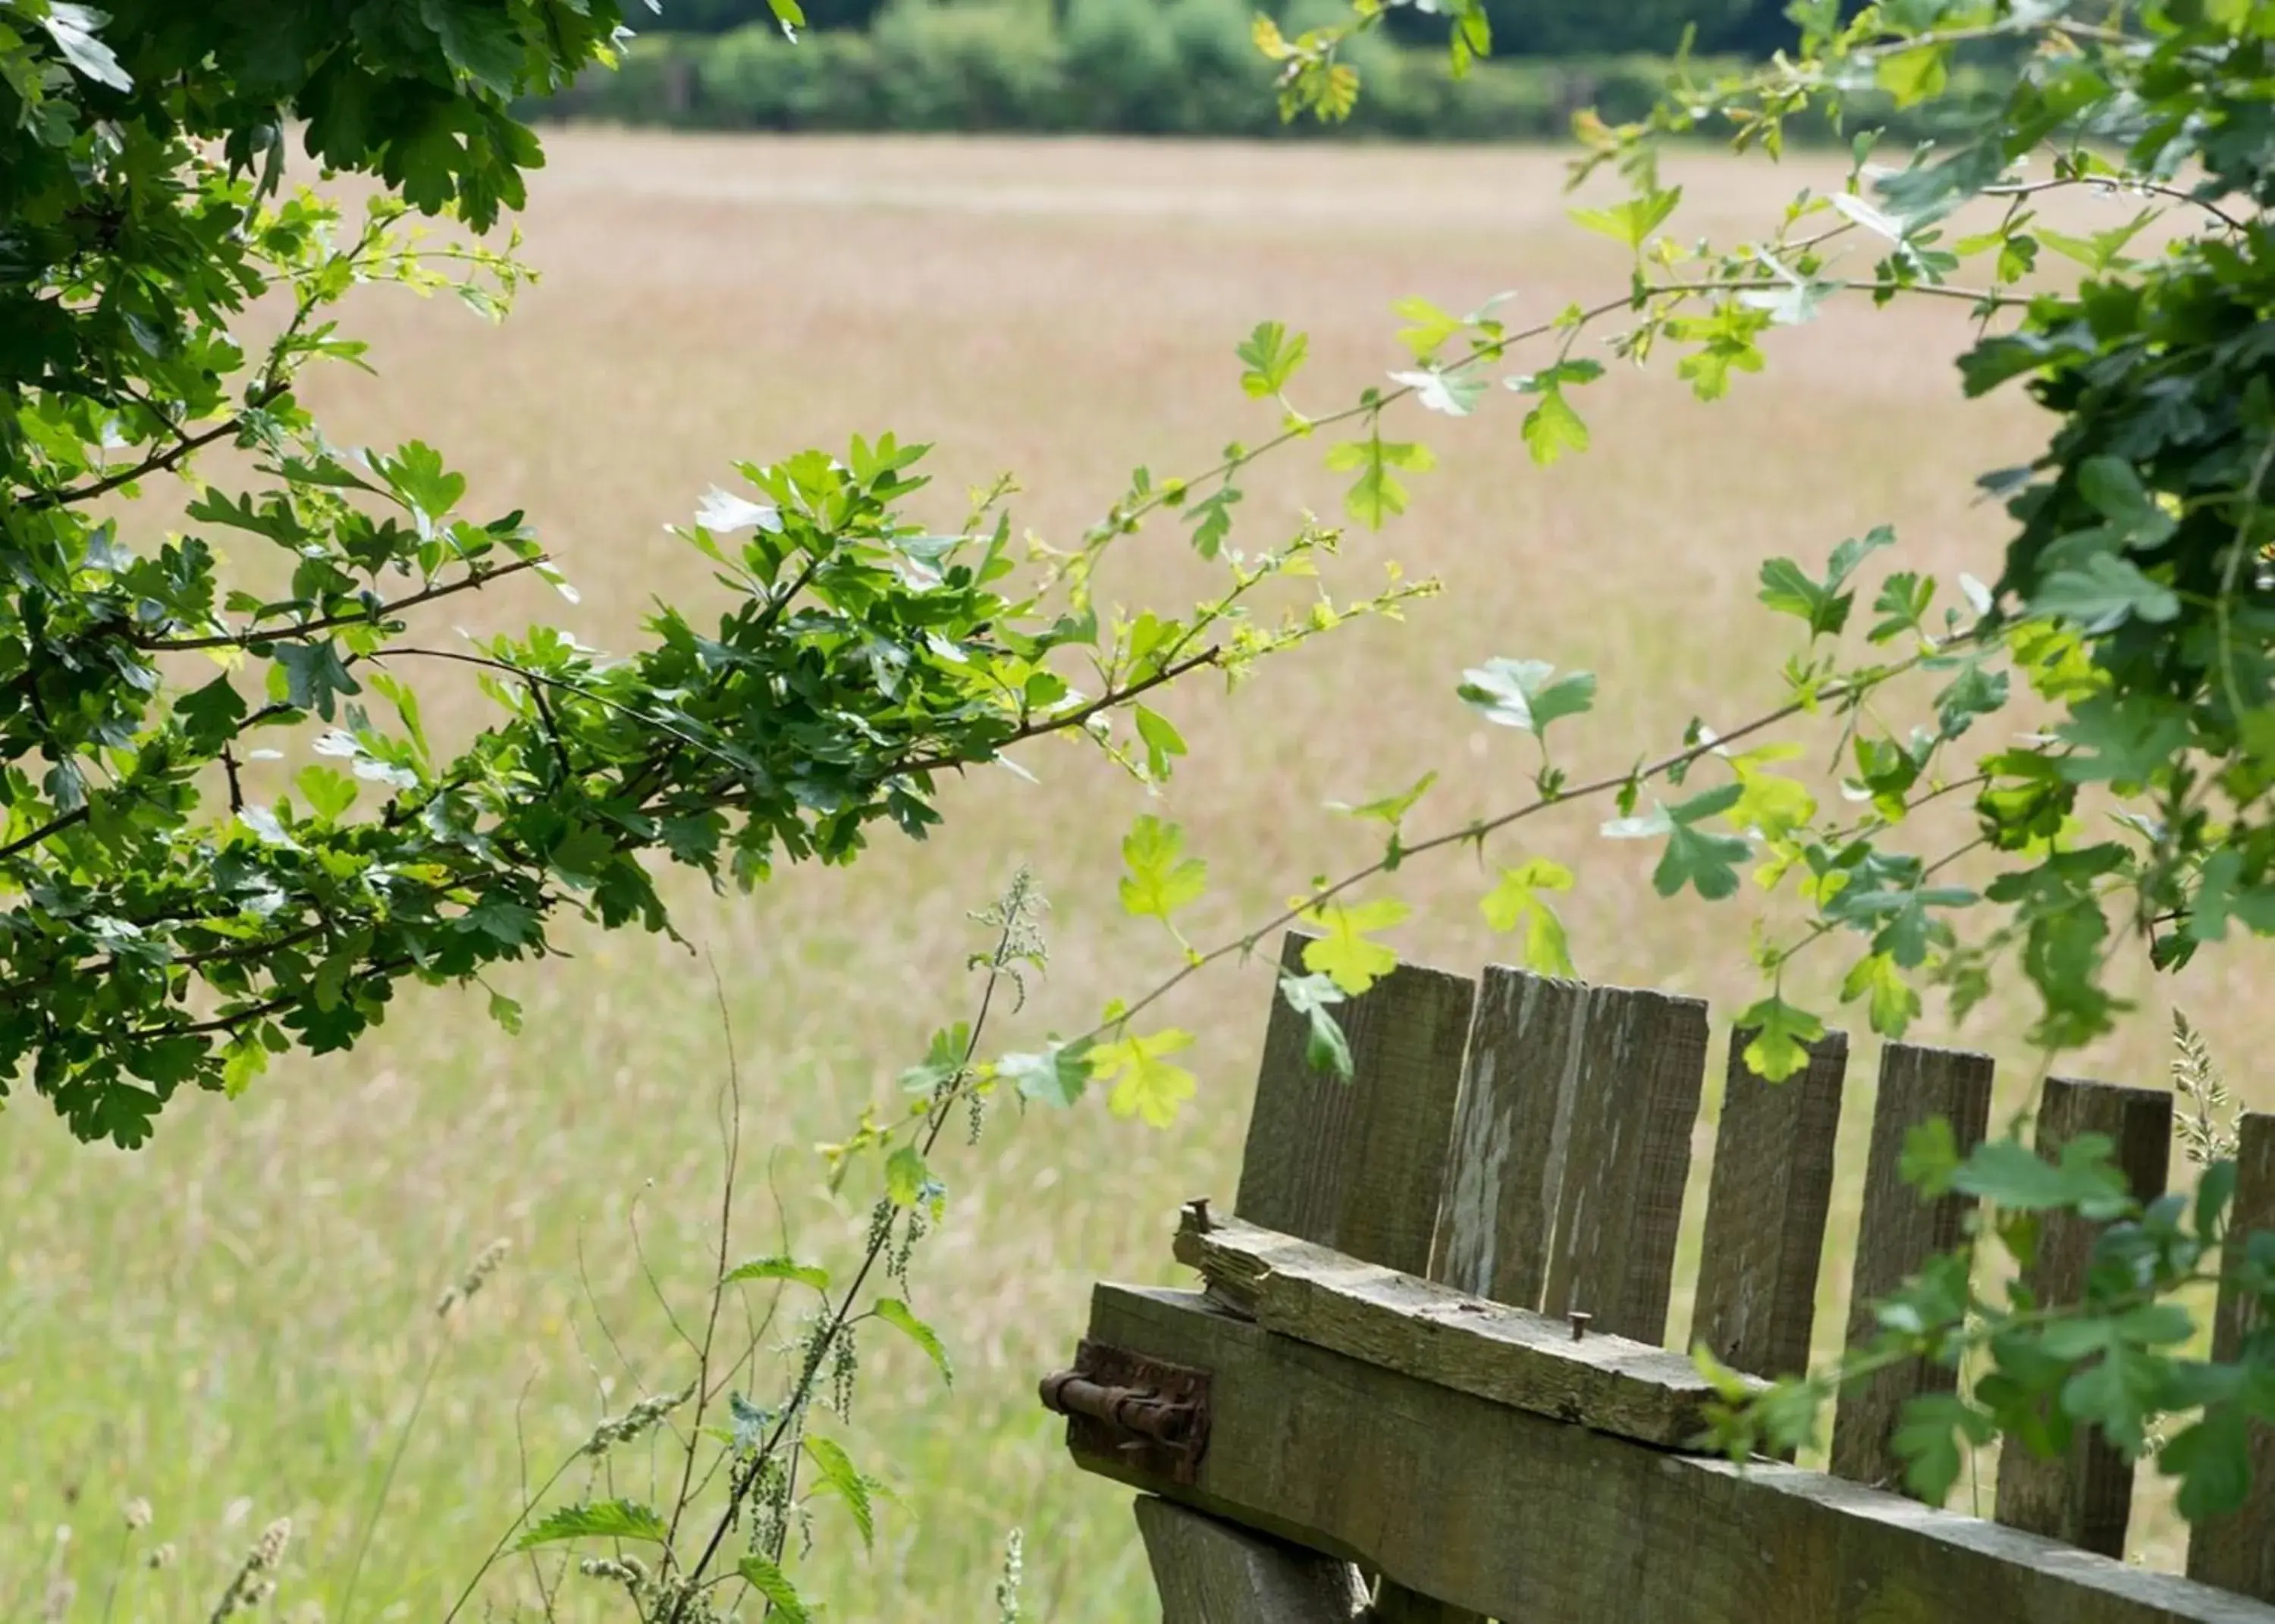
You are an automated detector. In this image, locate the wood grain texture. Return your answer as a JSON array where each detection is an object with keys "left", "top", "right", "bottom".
[
  {"left": 1235, "top": 931, "right": 1477, "bottom": 1277},
  {"left": 1994, "top": 1076, "right": 2173, "bottom": 1557},
  {"left": 1539, "top": 981, "right": 1709, "bottom": 1342},
  {"left": 1366, "top": 1586, "right": 1473, "bottom": 1623},
  {"left": 1071, "top": 1284, "right": 2275, "bottom": 1624},
  {"left": 1431, "top": 968, "right": 1589, "bottom": 1310},
  {"left": 2187, "top": 1111, "right": 2275, "bottom": 1601},
  {"left": 1428, "top": 968, "right": 1709, "bottom": 1343},
  {"left": 1829, "top": 1041, "right": 1995, "bottom": 1489},
  {"left": 1135, "top": 1495, "right": 1370, "bottom": 1622},
  {"left": 1174, "top": 1212, "right": 1740, "bottom": 1447},
  {"left": 1692, "top": 1026, "right": 1848, "bottom": 1381}
]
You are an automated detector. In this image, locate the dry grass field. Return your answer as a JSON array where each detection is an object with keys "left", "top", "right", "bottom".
[{"left": 5, "top": 130, "right": 2271, "bottom": 1621}]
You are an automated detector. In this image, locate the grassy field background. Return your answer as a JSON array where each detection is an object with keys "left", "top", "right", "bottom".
[{"left": 5, "top": 130, "right": 2271, "bottom": 1621}]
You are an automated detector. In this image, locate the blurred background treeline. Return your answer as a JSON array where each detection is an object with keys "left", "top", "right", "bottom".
[{"left": 532, "top": 0, "right": 1985, "bottom": 143}]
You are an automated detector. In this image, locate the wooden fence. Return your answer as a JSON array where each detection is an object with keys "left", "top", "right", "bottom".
[{"left": 1039, "top": 932, "right": 2275, "bottom": 1622}]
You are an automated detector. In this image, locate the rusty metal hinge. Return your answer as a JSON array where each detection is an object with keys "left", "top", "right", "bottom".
[{"left": 1039, "top": 1339, "right": 1211, "bottom": 1485}]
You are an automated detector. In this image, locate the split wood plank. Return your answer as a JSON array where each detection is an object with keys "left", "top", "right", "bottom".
[
  {"left": 1235, "top": 931, "right": 1476, "bottom": 1278},
  {"left": 1994, "top": 1075, "right": 2173, "bottom": 1557},
  {"left": 1431, "top": 969, "right": 1589, "bottom": 1310},
  {"left": 1427, "top": 967, "right": 1709, "bottom": 1343},
  {"left": 1232, "top": 934, "right": 1477, "bottom": 1624},
  {"left": 1692, "top": 1025, "right": 1848, "bottom": 1381},
  {"left": 1174, "top": 1209, "right": 1738, "bottom": 1447},
  {"left": 1829, "top": 1041, "right": 1995, "bottom": 1490},
  {"left": 1073, "top": 1284, "right": 2275, "bottom": 1624},
  {"left": 1366, "top": 1588, "right": 1473, "bottom": 1623},
  {"left": 2187, "top": 1110, "right": 2275, "bottom": 1601},
  {"left": 1134, "top": 1495, "right": 1369, "bottom": 1622}
]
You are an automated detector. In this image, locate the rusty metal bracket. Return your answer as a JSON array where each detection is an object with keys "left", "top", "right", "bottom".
[{"left": 1039, "top": 1339, "right": 1212, "bottom": 1485}]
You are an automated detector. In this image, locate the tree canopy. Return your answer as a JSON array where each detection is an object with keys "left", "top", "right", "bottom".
[{"left": 0, "top": 0, "right": 1386, "bottom": 1145}]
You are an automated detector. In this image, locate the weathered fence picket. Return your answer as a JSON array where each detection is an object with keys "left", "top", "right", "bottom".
[
  {"left": 1826, "top": 1039, "right": 1995, "bottom": 1490},
  {"left": 1041, "top": 936, "right": 2275, "bottom": 1622},
  {"left": 2189, "top": 1111, "right": 2275, "bottom": 1602}
]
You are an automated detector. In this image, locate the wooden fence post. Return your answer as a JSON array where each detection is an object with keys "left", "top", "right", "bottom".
[
  {"left": 1692, "top": 1025, "right": 1847, "bottom": 1384},
  {"left": 2186, "top": 1110, "right": 2275, "bottom": 1600},
  {"left": 1135, "top": 1496, "right": 1369, "bottom": 1622},
  {"left": 1829, "top": 1042, "right": 1995, "bottom": 1491},
  {"left": 1994, "top": 1077, "right": 2173, "bottom": 1556}
]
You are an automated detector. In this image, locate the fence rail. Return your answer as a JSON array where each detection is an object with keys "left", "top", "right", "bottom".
[{"left": 1040, "top": 931, "right": 2275, "bottom": 1622}]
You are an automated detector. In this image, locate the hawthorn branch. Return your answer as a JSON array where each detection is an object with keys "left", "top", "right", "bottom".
[
  {"left": 25, "top": 381, "right": 289, "bottom": 511},
  {"left": 1094, "top": 663, "right": 1914, "bottom": 1044},
  {"left": 136, "top": 556, "right": 548, "bottom": 652}
]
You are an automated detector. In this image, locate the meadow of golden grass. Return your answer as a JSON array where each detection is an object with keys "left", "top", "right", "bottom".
[{"left": 5, "top": 130, "right": 2269, "bottom": 1621}]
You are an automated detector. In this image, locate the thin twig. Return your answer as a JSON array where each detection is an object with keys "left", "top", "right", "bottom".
[{"left": 666, "top": 965, "right": 746, "bottom": 1553}]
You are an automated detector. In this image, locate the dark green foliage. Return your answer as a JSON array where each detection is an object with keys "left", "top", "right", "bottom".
[
  {"left": 536, "top": 17, "right": 1958, "bottom": 142},
  {"left": 2, "top": 0, "right": 1362, "bottom": 1143}
]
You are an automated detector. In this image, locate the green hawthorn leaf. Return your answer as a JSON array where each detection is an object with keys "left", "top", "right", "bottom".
[
  {"left": 1392, "top": 296, "right": 1464, "bottom": 360},
  {"left": 1329, "top": 437, "right": 1434, "bottom": 527},
  {"left": 1899, "top": 1118, "right": 1961, "bottom": 1196},
  {"left": 1457, "top": 658, "right": 1596, "bottom": 737},
  {"left": 1480, "top": 858, "right": 1576, "bottom": 975},
  {"left": 1299, "top": 896, "right": 1410, "bottom": 995},
  {"left": 1652, "top": 785, "right": 1751, "bottom": 901},
  {"left": 1520, "top": 387, "right": 1589, "bottom": 466},
  {"left": 1567, "top": 186, "right": 1681, "bottom": 249},
  {"left": 2054, "top": 691, "right": 2194, "bottom": 786},
  {"left": 39, "top": 3, "right": 133, "bottom": 90},
  {"left": 2030, "top": 553, "right": 2179, "bottom": 632},
  {"left": 548, "top": 823, "right": 615, "bottom": 888},
  {"left": 1237, "top": 321, "right": 1308, "bottom": 397},
  {"left": 1000, "top": 1042, "right": 1089, "bottom": 1108},
  {"left": 295, "top": 764, "right": 358, "bottom": 823},
  {"left": 873, "top": 1298, "right": 953, "bottom": 1384},
  {"left": 273, "top": 640, "right": 362, "bottom": 719},
  {"left": 1725, "top": 745, "right": 1815, "bottom": 840},
  {"left": 515, "top": 1499, "right": 669, "bottom": 1550},
  {"left": 1738, "top": 272, "right": 1834, "bottom": 326},
  {"left": 1733, "top": 995, "right": 1824, "bottom": 1081},
  {"left": 2061, "top": 1334, "right": 2165, "bottom": 1453},
  {"left": 1133, "top": 705, "right": 1186, "bottom": 780},
  {"left": 1277, "top": 971, "right": 1354, "bottom": 1079},
  {"left": 1119, "top": 815, "right": 1207, "bottom": 920},
  {"left": 1870, "top": 570, "right": 1935, "bottom": 642},
  {"left": 419, "top": 0, "right": 529, "bottom": 96},
  {"left": 1934, "top": 660, "right": 2009, "bottom": 740},
  {"left": 723, "top": 1254, "right": 831, "bottom": 1293},
  {"left": 1328, "top": 770, "right": 1437, "bottom": 826},
  {"left": 175, "top": 675, "right": 248, "bottom": 751},
  {"left": 2166, "top": 1413, "right": 2255, "bottom": 1522},
  {"left": 1391, "top": 365, "right": 1487, "bottom": 417},
  {"left": 1840, "top": 952, "right": 1921, "bottom": 1038},
  {"left": 221, "top": 1035, "right": 268, "bottom": 1099},
  {"left": 1892, "top": 1393, "right": 1991, "bottom": 1506},
  {"left": 1187, "top": 483, "right": 1241, "bottom": 558},
  {"left": 1875, "top": 42, "right": 1949, "bottom": 108},
  {"left": 1091, "top": 1028, "right": 1197, "bottom": 1126},
  {"left": 1952, "top": 1135, "right": 2133, "bottom": 1218}
]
